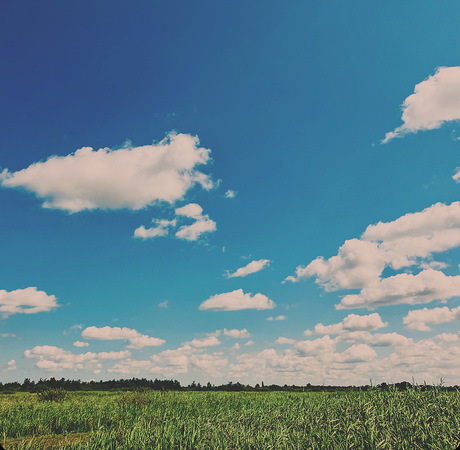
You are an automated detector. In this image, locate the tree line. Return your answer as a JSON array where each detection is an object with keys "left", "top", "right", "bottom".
[{"left": 0, "top": 377, "right": 457, "bottom": 393}]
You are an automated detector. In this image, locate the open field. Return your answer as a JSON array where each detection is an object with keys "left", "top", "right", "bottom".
[{"left": 1, "top": 388, "right": 459, "bottom": 449}]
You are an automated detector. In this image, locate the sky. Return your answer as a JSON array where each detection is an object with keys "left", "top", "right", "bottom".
[{"left": 2, "top": 0, "right": 460, "bottom": 386}]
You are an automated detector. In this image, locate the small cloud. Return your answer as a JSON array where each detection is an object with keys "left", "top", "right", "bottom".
[
  {"left": 275, "top": 337, "right": 296, "bottom": 345},
  {"left": 226, "top": 259, "right": 270, "bottom": 278},
  {"left": 63, "top": 324, "right": 83, "bottom": 336},
  {"left": 134, "top": 219, "right": 176, "bottom": 239},
  {"left": 185, "top": 336, "right": 221, "bottom": 348},
  {"left": 223, "top": 328, "right": 250, "bottom": 338},
  {"left": 158, "top": 301, "right": 169, "bottom": 309},
  {"left": 81, "top": 326, "right": 165, "bottom": 349},
  {"left": 199, "top": 289, "right": 276, "bottom": 311},
  {"left": 73, "top": 341, "right": 89, "bottom": 348},
  {"left": 266, "top": 315, "right": 286, "bottom": 321},
  {"left": 5, "top": 360, "right": 16, "bottom": 371},
  {"left": 225, "top": 190, "right": 237, "bottom": 199},
  {"left": 0, "top": 287, "right": 58, "bottom": 318},
  {"left": 1, "top": 333, "right": 17, "bottom": 338},
  {"left": 175, "top": 203, "right": 217, "bottom": 241},
  {"left": 244, "top": 340, "right": 254, "bottom": 346}
]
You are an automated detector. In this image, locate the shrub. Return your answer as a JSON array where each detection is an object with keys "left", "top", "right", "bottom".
[{"left": 37, "top": 388, "right": 68, "bottom": 402}]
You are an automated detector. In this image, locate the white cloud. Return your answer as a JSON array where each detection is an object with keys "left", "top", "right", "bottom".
[
  {"left": 403, "top": 305, "right": 460, "bottom": 331},
  {"left": 244, "top": 340, "right": 254, "bottom": 346},
  {"left": 175, "top": 203, "right": 204, "bottom": 219},
  {"left": 336, "top": 344, "right": 376, "bottom": 363},
  {"left": 174, "top": 203, "right": 216, "bottom": 241},
  {"left": 199, "top": 289, "right": 276, "bottom": 311},
  {"left": 1, "top": 333, "right": 17, "bottom": 338},
  {"left": 0, "top": 287, "right": 58, "bottom": 318},
  {"left": 175, "top": 216, "right": 216, "bottom": 241},
  {"left": 223, "top": 328, "right": 251, "bottom": 338},
  {"left": 81, "top": 326, "right": 165, "bottom": 349},
  {"left": 366, "top": 332, "right": 412, "bottom": 347},
  {"left": 435, "top": 332, "right": 460, "bottom": 342},
  {"left": 158, "top": 301, "right": 169, "bottom": 309},
  {"left": 295, "top": 335, "right": 337, "bottom": 356},
  {"left": 287, "top": 202, "right": 460, "bottom": 310},
  {"left": 5, "top": 360, "right": 16, "bottom": 371},
  {"left": 226, "top": 259, "right": 270, "bottom": 278},
  {"left": 304, "top": 313, "right": 387, "bottom": 335},
  {"left": 285, "top": 239, "right": 384, "bottom": 289},
  {"left": 383, "top": 66, "right": 460, "bottom": 143},
  {"left": 25, "top": 345, "right": 130, "bottom": 371},
  {"left": 0, "top": 133, "right": 215, "bottom": 212},
  {"left": 275, "top": 337, "right": 296, "bottom": 345},
  {"left": 338, "top": 269, "right": 460, "bottom": 310},
  {"left": 133, "top": 219, "right": 176, "bottom": 239},
  {"left": 73, "top": 341, "right": 89, "bottom": 348},
  {"left": 186, "top": 336, "right": 221, "bottom": 348},
  {"left": 225, "top": 190, "right": 237, "bottom": 199},
  {"left": 267, "top": 315, "right": 286, "bottom": 321}
]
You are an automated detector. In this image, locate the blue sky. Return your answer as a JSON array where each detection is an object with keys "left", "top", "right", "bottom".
[{"left": 2, "top": 0, "right": 460, "bottom": 385}]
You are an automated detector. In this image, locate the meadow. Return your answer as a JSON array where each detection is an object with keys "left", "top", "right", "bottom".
[{"left": 1, "top": 387, "right": 459, "bottom": 449}]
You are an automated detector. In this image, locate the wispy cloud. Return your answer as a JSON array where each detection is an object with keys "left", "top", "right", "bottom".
[{"left": 226, "top": 259, "right": 270, "bottom": 278}]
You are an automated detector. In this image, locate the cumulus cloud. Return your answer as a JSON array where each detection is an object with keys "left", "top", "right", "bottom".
[
  {"left": 336, "top": 344, "right": 377, "bottom": 363},
  {"left": 175, "top": 217, "right": 216, "bottom": 241},
  {"left": 338, "top": 270, "right": 460, "bottom": 310},
  {"left": 403, "top": 305, "right": 460, "bottom": 331},
  {"left": 223, "top": 328, "right": 251, "bottom": 338},
  {"left": 73, "top": 341, "right": 89, "bottom": 348},
  {"left": 0, "top": 133, "right": 215, "bottom": 212},
  {"left": 383, "top": 66, "right": 460, "bottom": 143},
  {"left": 295, "top": 335, "right": 337, "bottom": 356},
  {"left": 199, "top": 289, "right": 276, "bottom": 311},
  {"left": 25, "top": 345, "right": 130, "bottom": 371},
  {"left": 107, "top": 344, "right": 230, "bottom": 378},
  {"left": 304, "top": 313, "right": 388, "bottom": 335},
  {"left": 81, "top": 326, "right": 165, "bottom": 349},
  {"left": 285, "top": 239, "right": 384, "bottom": 289},
  {"left": 225, "top": 190, "right": 237, "bottom": 199},
  {"left": 175, "top": 203, "right": 204, "bottom": 219},
  {"left": 267, "top": 315, "right": 286, "bottom": 321},
  {"left": 174, "top": 203, "right": 216, "bottom": 241},
  {"left": 287, "top": 202, "right": 460, "bottom": 288},
  {"left": 158, "top": 301, "right": 169, "bottom": 309},
  {"left": 226, "top": 259, "right": 270, "bottom": 278},
  {"left": 133, "top": 219, "right": 176, "bottom": 239},
  {"left": 0, "top": 287, "right": 58, "bottom": 318},
  {"left": 287, "top": 202, "right": 460, "bottom": 309}
]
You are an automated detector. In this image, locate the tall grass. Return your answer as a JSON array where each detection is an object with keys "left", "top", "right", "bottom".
[{"left": 1, "top": 387, "right": 459, "bottom": 449}]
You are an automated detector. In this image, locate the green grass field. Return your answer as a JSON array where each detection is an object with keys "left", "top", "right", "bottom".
[{"left": 1, "top": 388, "right": 459, "bottom": 449}]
